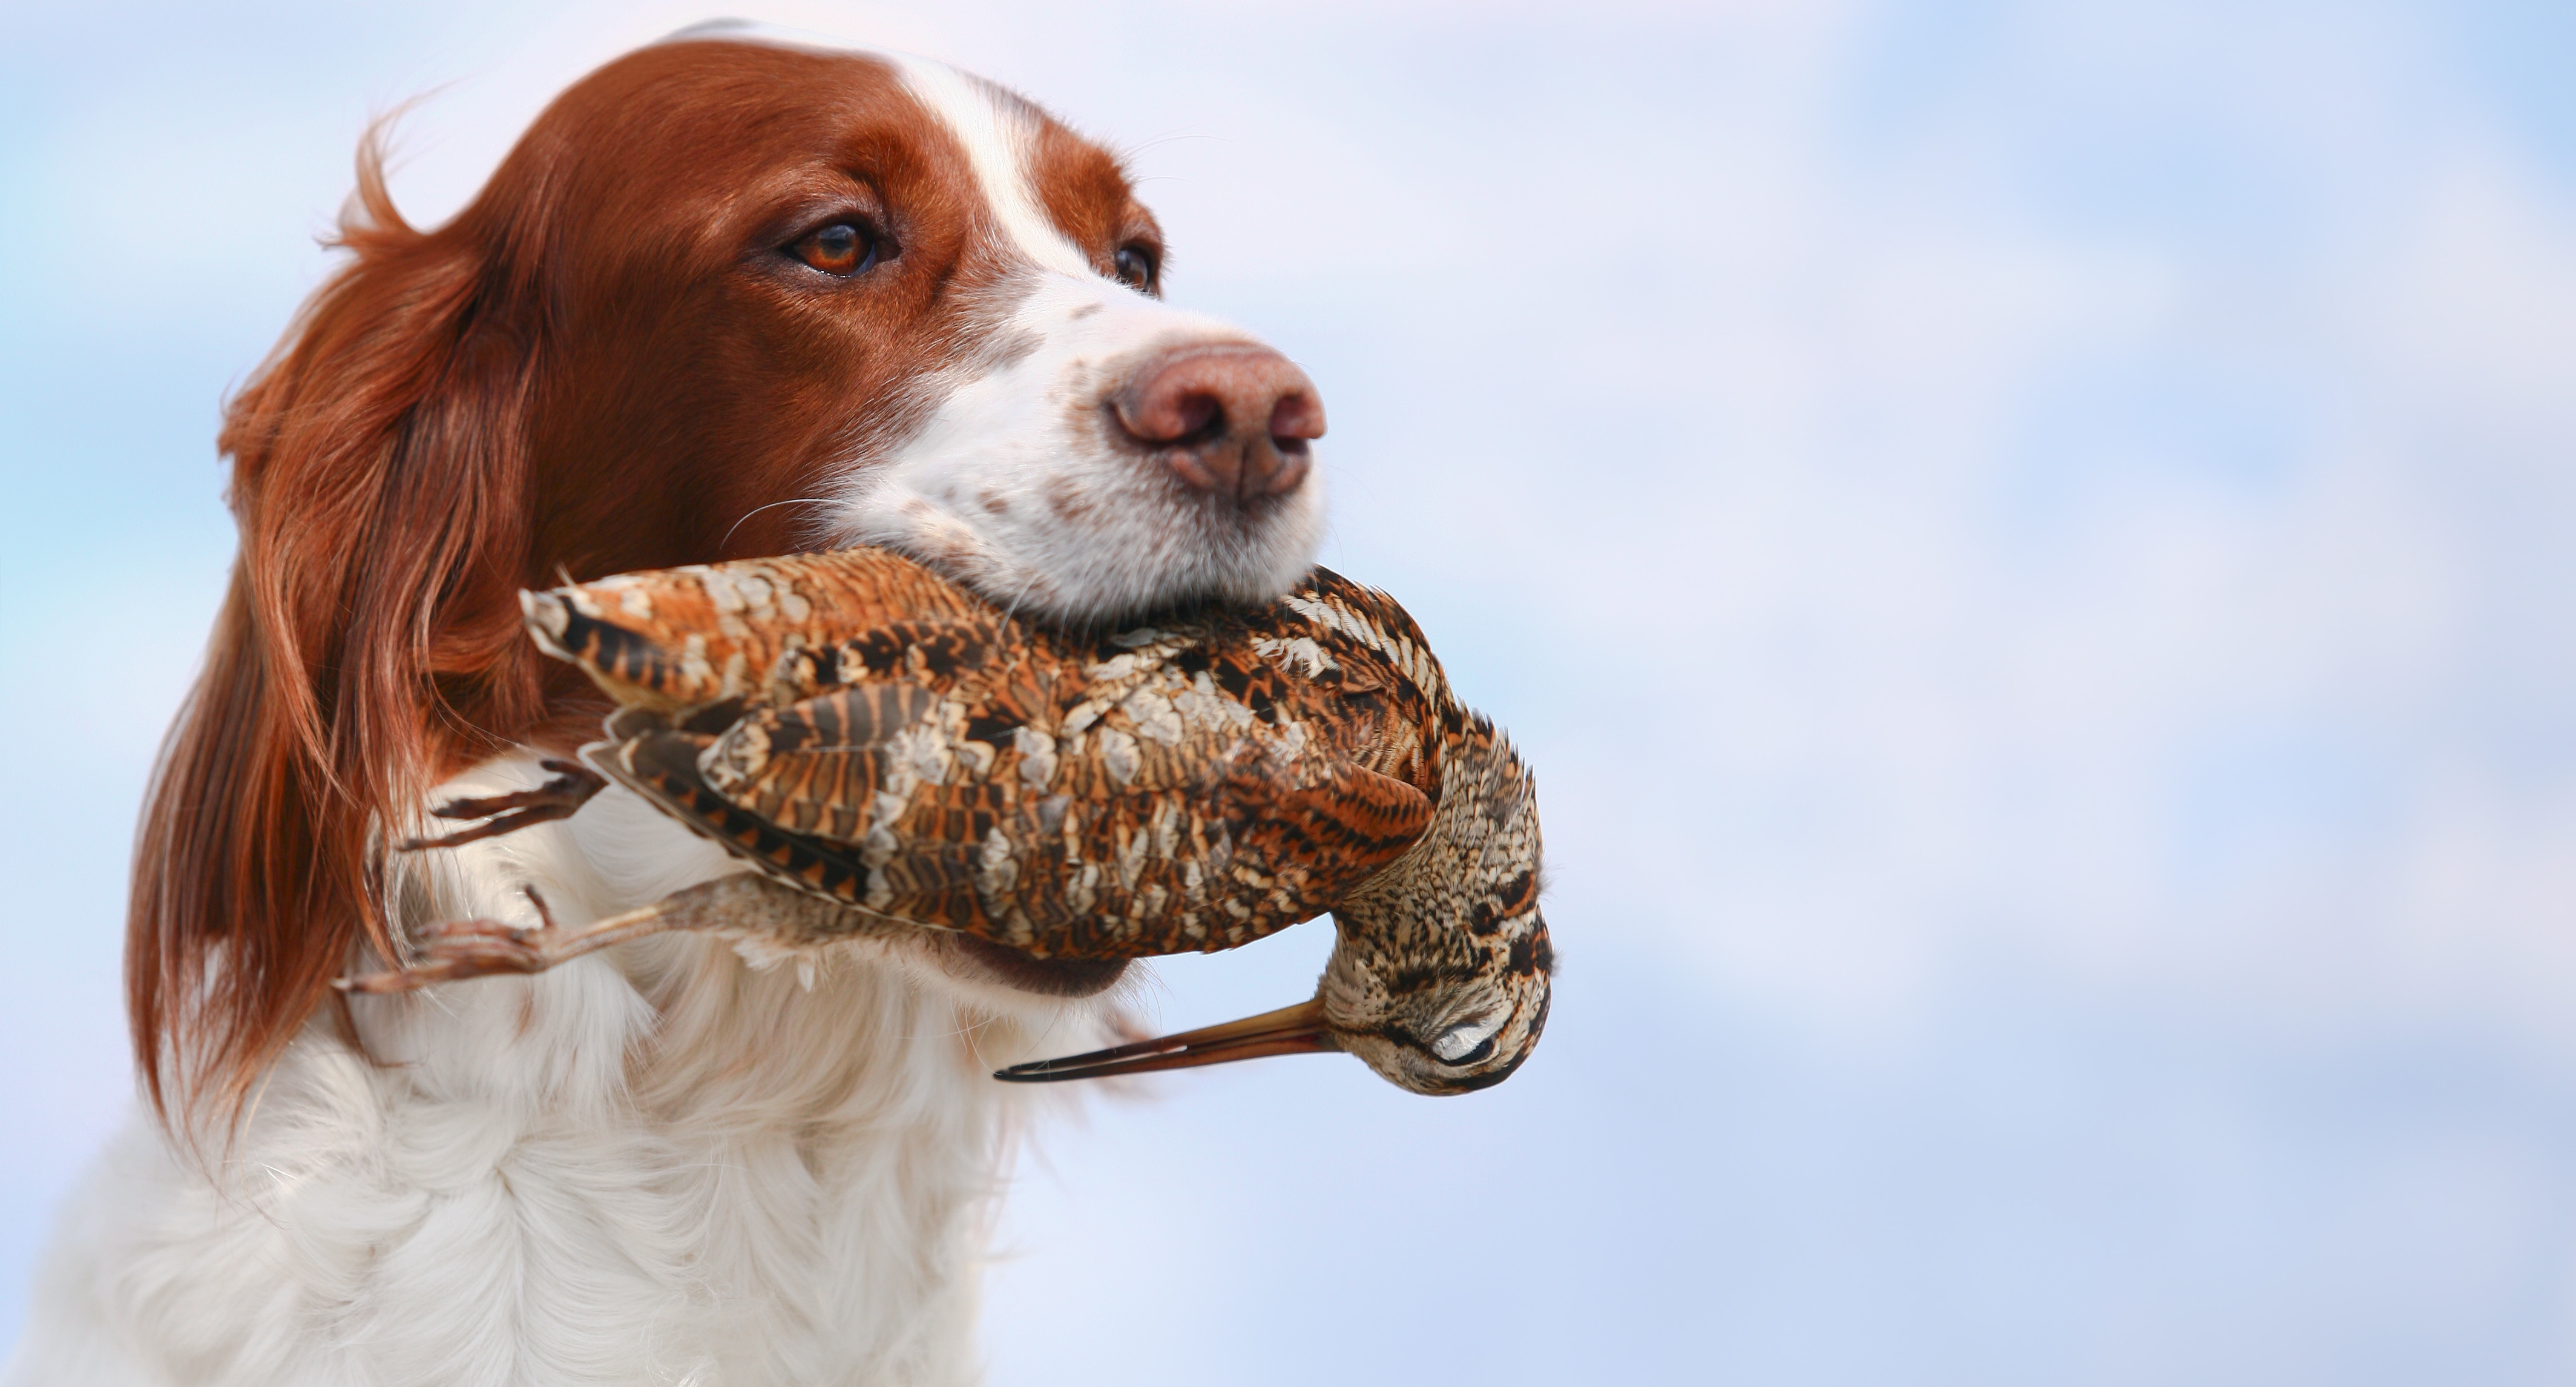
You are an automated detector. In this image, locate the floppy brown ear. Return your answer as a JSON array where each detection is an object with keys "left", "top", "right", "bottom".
[{"left": 129, "top": 128, "right": 552, "bottom": 1129}]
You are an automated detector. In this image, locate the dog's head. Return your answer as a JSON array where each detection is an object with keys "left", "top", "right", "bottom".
[
  {"left": 515, "top": 33, "right": 1329, "bottom": 618},
  {"left": 134, "top": 35, "right": 1329, "bottom": 1116}
]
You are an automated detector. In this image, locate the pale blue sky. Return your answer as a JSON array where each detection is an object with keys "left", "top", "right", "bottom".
[{"left": 6, "top": 2, "right": 2576, "bottom": 1382}]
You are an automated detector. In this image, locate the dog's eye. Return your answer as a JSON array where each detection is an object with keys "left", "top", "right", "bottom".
[
  {"left": 1113, "top": 243, "right": 1158, "bottom": 294},
  {"left": 793, "top": 222, "right": 877, "bottom": 276}
]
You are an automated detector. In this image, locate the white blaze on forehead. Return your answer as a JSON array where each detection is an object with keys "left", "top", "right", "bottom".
[
  {"left": 889, "top": 55, "right": 1098, "bottom": 279},
  {"left": 674, "top": 22, "right": 1329, "bottom": 619},
  {"left": 655, "top": 24, "right": 1105, "bottom": 280}
]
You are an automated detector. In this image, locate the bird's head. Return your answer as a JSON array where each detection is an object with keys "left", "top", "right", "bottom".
[
  {"left": 1306, "top": 723, "right": 1551, "bottom": 1093},
  {"left": 996, "top": 720, "right": 1552, "bottom": 1095},
  {"left": 1309, "top": 907, "right": 1552, "bottom": 1096}
]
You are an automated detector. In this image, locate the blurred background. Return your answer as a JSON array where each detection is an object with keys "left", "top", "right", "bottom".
[{"left": 7, "top": 0, "right": 2576, "bottom": 1380}]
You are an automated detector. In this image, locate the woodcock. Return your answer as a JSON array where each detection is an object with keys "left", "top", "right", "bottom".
[{"left": 342, "top": 547, "right": 1553, "bottom": 1095}]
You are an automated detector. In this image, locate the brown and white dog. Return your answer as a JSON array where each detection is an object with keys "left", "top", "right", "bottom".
[{"left": 7, "top": 28, "right": 1327, "bottom": 1386}]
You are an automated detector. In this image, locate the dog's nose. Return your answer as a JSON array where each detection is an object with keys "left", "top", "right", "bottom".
[{"left": 1112, "top": 343, "right": 1326, "bottom": 501}]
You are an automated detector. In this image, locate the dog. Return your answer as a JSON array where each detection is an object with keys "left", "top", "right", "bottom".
[{"left": 7, "top": 28, "right": 1328, "bottom": 1386}]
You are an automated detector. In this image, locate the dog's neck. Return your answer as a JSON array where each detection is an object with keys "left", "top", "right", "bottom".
[{"left": 156, "top": 756, "right": 1079, "bottom": 1385}]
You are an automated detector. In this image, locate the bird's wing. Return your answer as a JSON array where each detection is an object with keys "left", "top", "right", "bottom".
[
  {"left": 594, "top": 676, "right": 1430, "bottom": 958},
  {"left": 526, "top": 548, "right": 990, "bottom": 711},
  {"left": 695, "top": 681, "right": 946, "bottom": 837},
  {"left": 585, "top": 724, "right": 894, "bottom": 914},
  {"left": 1224, "top": 750, "right": 1433, "bottom": 892}
]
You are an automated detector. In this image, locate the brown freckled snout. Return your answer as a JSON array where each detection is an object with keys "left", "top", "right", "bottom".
[{"left": 1111, "top": 343, "right": 1325, "bottom": 502}]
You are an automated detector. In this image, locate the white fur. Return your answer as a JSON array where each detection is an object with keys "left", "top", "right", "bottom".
[
  {"left": 841, "top": 42, "right": 1327, "bottom": 619},
  {"left": 8, "top": 760, "right": 1128, "bottom": 1386},
  {"left": 832, "top": 270, "right": 1329, "bottom": 619},
  {"left": 6, "top": 41, "right": 1323, "bottom": 1385},
  {"left": 886, "top": 56, "right": 1094, "bottom": 282}
]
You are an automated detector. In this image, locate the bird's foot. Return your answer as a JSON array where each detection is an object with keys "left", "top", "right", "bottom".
[
  {"left": 337, "top": 886, "right": 665, "bottom": 993},
  {"left": 399, "top": 759, "right": 608, "bottom": 851}
]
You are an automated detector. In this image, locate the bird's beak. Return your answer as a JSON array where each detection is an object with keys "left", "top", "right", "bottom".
[{"left": 993, "top": 997, "right": 1335, "bottom": 1082}]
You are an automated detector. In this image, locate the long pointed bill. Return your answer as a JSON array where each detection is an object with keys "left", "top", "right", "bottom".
[{"left": 993, "top": 997, "right": 1335, "bottom": 1083}]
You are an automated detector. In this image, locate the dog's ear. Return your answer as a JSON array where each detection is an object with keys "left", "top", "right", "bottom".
[{"left": 131, "top": 128, "right": 551, "bottom": 1130}]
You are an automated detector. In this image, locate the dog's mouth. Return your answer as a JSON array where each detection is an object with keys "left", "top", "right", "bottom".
[{"left": 939, "top": 932, "right": 1131, "bottom": 998}]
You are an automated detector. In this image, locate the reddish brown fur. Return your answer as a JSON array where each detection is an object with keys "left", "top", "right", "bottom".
[
  {"left": 131, "top": 38, "right": 1158, "bottom": 1125},
  {"left": 1027, "top": 115, "right": 1168, "bottom": 283}
]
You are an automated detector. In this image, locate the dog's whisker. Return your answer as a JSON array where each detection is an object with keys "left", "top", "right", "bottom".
[{"left": 719, "top": 496, "right": 841, "bottom": 554}]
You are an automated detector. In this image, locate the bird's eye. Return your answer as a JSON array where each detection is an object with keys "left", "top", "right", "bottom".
[
  {"left": 793, "top": 222, "right": 877, "bottom": 276},
  {"left": 1430, "top": 1019, "right": 1499, "bottom": 1066},
  {"left": 1113, "top": 243, "right": 1158, "bottom": 293}
]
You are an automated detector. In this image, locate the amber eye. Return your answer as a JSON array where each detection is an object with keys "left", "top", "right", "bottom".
[
  {"left": 793, "top": 222, "right": 876, "bottom": 276},
  {"left": 1113, "top": 243, "right": 1157, "bottom": 293}
]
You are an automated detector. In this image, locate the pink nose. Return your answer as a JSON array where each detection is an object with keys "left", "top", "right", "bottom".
[{"left": 1111, "top": 343, "right": 1326, "bottom": 502}]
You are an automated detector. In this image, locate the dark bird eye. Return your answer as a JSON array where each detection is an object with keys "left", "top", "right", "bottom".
[
  {"left": 1431, "top": 1020, "right": 1498, "bottom": 1067},
  {"left": 794, "top": 222, "right": 876, "bottom": 276},
  {"left": 1113, "top": 243, "right": 1157, "bottom": 293}
]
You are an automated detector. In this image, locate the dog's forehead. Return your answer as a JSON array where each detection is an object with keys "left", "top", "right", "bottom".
[{"left": 663, "top": 21, "right": 1109, "bottom": 278}]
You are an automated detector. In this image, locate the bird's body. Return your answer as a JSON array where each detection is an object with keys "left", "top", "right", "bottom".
[
  {"left": 360, "top": 547, "right": 1555, "bottom": 1094},
  {"left": 537, "top": 547, "right": 1448, "bottom": 958}
]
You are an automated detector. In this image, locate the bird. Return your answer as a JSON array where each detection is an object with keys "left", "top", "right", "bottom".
[{"left": 343, "top": 546, "right": 1554, "bottom": 1095}]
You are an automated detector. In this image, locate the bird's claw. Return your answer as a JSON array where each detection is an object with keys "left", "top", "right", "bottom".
[
  {"left": 335, "top": 888, "right": 572, "bottom": 993},
  {"left": 399, "top": 759, "right": 608, "bottom": 851}
]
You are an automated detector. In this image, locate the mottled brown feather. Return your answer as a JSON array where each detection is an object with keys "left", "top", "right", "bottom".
[{"left": 521, "top": 548, "right": 1455, "bottom": 958}]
